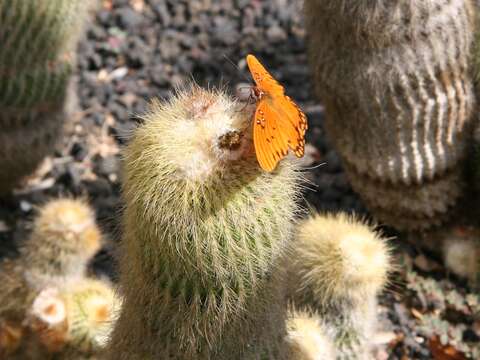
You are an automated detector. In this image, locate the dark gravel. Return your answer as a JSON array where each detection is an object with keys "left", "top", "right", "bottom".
[{"left": 0, "top": 1, "right": 476, "bottom": 359}]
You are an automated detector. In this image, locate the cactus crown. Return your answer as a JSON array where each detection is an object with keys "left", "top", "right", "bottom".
[
  {"left": 122, "top": 85, "right": 302, "bottom": 285},
  {"left": 20, "top": 198, "right": 102, "bottom": 284},
  {"left": 286, "top": 309, "right": 335, "bottom": 360},
  {"left": 64, "top": 279, "right": 120, "bottom": 351},
  {"left": 293, "top": 212, "right": 391, "bottom": 308}
]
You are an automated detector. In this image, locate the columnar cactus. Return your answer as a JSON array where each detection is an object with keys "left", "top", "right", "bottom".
[
  {"left": 106, "top": 86, "right": 302, "bottom": 359},
  {"left": 0, "top": 0, "right": 94, "bottom": 194},
  {"left": 304, "top": 0, "right": 476, "bottom": 230},
  {"left": 289, "top": 212, "right": 391, "bottom": 359}
]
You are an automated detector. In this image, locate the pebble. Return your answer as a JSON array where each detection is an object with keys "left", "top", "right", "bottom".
[
  {"left": 94, "top": 155, "right": 120, "bottom": 177},
  {"left": 115, "top": 7, "right": 143, "bottom": 29},
  {"left": 266, "top": 25, "right": 287, "bottom": 43}
]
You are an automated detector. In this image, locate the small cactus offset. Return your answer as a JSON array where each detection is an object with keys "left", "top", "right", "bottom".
[
  {"left": 28, "top": 287, "right": 69, "bottom": 354},
  {"left": 106, "top": 85, "right": 303, "bottom": 359},
  {"left": 27, "top": 279, "right": 120, "bottom": 359},
  {"left": 304, "top": 0, "right": 476, "bottom": 230},
  {"left": 19, "top": 198, "right": 102, "bottom": 289},
  {"left": 0, "top": 198, "right": 103, "bottom": 357},
  {"left": 288, "top": 212, "right": 391, "bottom": 359},
  {"left": 0, "top": 0, "right": 95, "bottom": 194},
  {"left": 285, "top": 309, "right": 336, "bottom": 360}
]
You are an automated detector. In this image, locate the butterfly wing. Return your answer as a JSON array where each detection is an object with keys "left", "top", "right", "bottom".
[
  {"left": 253, "top": 99, "right": 289, "bottom": 172},
  {"left": 271, "top": 94, "right": 308, "bottom": 157},
  {"left": 247, "top": 54, "right": 308, "bottom": 171},
  {"left": 246, "top": 54, "right": 285, "bottom": 94}
]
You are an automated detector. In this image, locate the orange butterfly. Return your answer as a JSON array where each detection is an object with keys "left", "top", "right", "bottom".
[{"left": 246, "top": 54, "right": 308, "bottom": 172}]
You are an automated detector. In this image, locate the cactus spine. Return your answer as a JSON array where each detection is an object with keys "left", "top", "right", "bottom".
[
  {"left": 289, "top": 213, "right": 391, "bottom": 359},
  {"left": 0, "top": 0, "right": 93, "bottom": 194},
  {"left": 305, "top": 0, "right": 476, "bottom": 230},
  {"left": 106, "top": 86, "right": 302, "bottom": 359}
]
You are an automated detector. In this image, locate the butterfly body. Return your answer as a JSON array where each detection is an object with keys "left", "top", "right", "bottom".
[{"left": 246, "top": 54, "right": 307, "bottom": 172}]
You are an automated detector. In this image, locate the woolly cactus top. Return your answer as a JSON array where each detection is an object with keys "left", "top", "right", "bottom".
[
  {"left": 125, "top": 85, "right": 252, "bottom": 182},
  {"left": 20, "top": 198, "right": 102, "bottom": 288},
  {"left": 294, "top": 213, "right": 391, "bottom": 307},
  {"left": 23, "top": 198, "right": 101, "bottom": 259}
]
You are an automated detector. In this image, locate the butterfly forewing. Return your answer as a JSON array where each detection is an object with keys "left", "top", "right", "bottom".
[
  {"left": 246, "top": 55, "right": 284, "bottom": 94},
  {"left": 254, "top": 101, "right": 283, "bottom": 171}
]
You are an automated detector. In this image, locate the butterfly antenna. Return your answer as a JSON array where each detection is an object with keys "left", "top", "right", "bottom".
[{"left": 222, "top": 54, "right": 252, "bottom": 83}]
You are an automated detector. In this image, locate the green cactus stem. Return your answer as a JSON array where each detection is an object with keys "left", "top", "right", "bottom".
[{"left": 106, "top": 86, "right": 303, "bottom": 359}]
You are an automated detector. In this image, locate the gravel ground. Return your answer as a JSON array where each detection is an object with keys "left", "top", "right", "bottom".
[{"left": 1, "top": 1, "right": 478, "bottom": 359}]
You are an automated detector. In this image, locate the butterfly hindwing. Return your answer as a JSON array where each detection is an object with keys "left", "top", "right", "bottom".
[
  {"left": 273, "top": 94, "right": 307, "bottom": 157},
  {"left": 253, "top": 100, "right": 288, "bottom": 172}
]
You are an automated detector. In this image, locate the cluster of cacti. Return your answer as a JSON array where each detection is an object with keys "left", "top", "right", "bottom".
[
  {"left": 0, "top": 198, "right": 119, "bottom": 359},
  {"left": 304, "top": 0, "right": 476, "bottom": 230},
  {"left": 5, "top": 0, "right": 480, "bottom": 358},
  {"left": 99, "top": 86, "right": 393, "bottom": 360},
  {"left": 28, "top": 278, "right": 120, "bottom": 359},
  {"left": 0, "top": 0, "right": 94, "bottom": 194},
  {"left": 105, "top": 86, "right": 302, "bottom": 359},
  {"left": 287, "top": 212, "right": 391, "bottom": 359}
]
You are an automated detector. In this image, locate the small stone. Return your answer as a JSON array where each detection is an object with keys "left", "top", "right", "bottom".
[
  {"left": 109, "top": 67, "right": 129, "bottom": 80},
  {"left": 84, "top": 178, "right": 112, "bottom": 197},
  {"left": 96, "top": 10, "right": 113, "bottom": 26},
  {"left": 70, "top": 142, "right": 88, "bottom": 162},
  {"left": 266, "top": 25, "right": 287, "bottom": 43},
  {"left": 116, "top": 8, "right": 143, "bottom": 29},
  {"left": 20, "top": 200, "right": 32, "bottom": 213},
  {"left": 0, "top": 220, "right": 10, "bottom": 232},
  {"left": 95, "top": 155, "right": 120, "bottom": 177},
  {"left": 152, "top": 2, "right": 171, "bottom": 26}
]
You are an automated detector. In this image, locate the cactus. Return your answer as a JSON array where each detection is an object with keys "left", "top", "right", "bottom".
[
  {"left": 27, "top": 279, "right": 120, "bottom": 359},
  {"left": 61, "top": 278, "right": 120, "bottom": 356},
  {"left": 440, "top": 226, "right": 480, "bottom": 283},
  {"left": 106, "top": 86, "right": 302, "bottom": 359},
  {"left": 304, "top": 0, "right": 476, "bottom": 230},
  {"left": 0, "top": 0, "right": 94, "bottom": 194},
  {"left": 20, "top": 198, "right": 102, "bottom": 289},
  {"left": 0, "top": 198, "right": 102, "bottom": 350},
  {"left": 288, "top": 212, "right": 391, "bottom": 359},
  {"left": 285, "top": 309, "right": 336, "bottom": 360}
]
